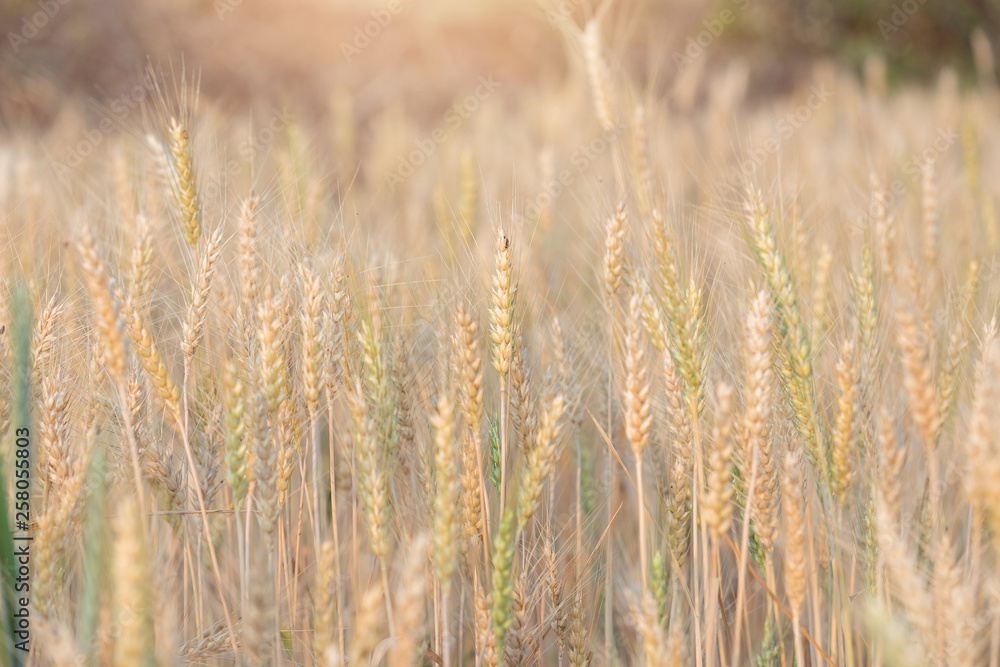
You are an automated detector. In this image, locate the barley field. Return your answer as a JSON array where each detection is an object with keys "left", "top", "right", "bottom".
[{"left": 1, "top": 1, "right": 1000, "bottom": 665}]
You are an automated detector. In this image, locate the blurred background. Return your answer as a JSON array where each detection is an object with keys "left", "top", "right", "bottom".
[{"left": 1, "top": 0, "right": 998, "bottom": 129}]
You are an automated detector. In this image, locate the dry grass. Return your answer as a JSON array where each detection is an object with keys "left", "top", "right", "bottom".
[{"left": 3, "top": 6, "right": 1000, "bottom": 667}]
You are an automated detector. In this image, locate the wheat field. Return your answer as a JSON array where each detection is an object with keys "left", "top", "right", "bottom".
[{"left": 2, "top": 2, "right": 1000, "bottom": 666}]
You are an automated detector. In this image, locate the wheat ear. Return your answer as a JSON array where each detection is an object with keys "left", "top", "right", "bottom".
[
  {"left": 582, "top": 18, "right": 615, "bottom": 132},
  {"left": 832, "top": 338, "right": 858, "bottom": 501},
  {"left": 167, "top": 116, "right": 200, "bottom": 248},
  {"left": 623, "top": 293, "right": 652, "bottom": 584},
  {"left": 745, "top": 289, "right": 776, "bottom": 550},
  {"left": 782, "top": 451, "right": 807, "bottom": 667}
]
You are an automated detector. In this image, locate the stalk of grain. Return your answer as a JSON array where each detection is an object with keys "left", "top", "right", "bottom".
[
  {"left": 244, "top": 550, "right": 273, "bottom": 664},
  {"left": 552, "top": 317, "right": 582, "bottom": 426},
  {"left": 636, "top": 276, "right": 667, "bottom": 353},
  {"left": 652, "top": 209, "right": 704, "bottom": 413},
  {"left": 832, "top": 338, "right": 858, "bottom": 501},
  {"left": 167, "top": 117, "right": 200, "bottom": 248},
  {"left": 633, "top": 593, "right": 668, "bottom": 667},
  {"left": 77, "top": 224, "right": 146, "bottom": 507},
  {"left": 251, "top": 390, "right": 280, "bottom": 541},
  {"left": 128, "top": 211, "right": 153, "bottom": 305},
  {"left": 332, "top": 254, "right": 354, "bottom": 373},
  {"left": 323, "top": 282, "right": 347, "bottom": 661},
  {"left": 358, "top": 288, "right": 398, "bottom": 459},
  {"left": 314, "top": 538, "right": 337, "bottom": 664},
  {"left": 112, "top": 499, "right": 156, "bottom": 667},
  {"left": 347, "top": 374, "right": 393, "bottom": 640},
  {"left": 300, "top": 260, "right": 325, "bottom": 547},
  {"left": 745, "top": 289, "right": 777, "bottom": 549},
  {"left": 666, "top": 458, "right": 691, "bottom": 574},
  {"left": 238, "top": 194, "right": 260, "bottom": 306},
  {"left": 455, "top": 301, "right": 489, "bottom": 545},
  {"left": 431, "top": 386, "right": 460, "bottom": 667},
  {"left": 810, "top": 243, "right": 833, "bottom": 352},
  {"left": 490, "top": 507, "right": 517, "bottom": 649},
  {"left": 682, "top": 279, "right": 708, "bottom": 407},
  {"left": 603, "top": 203, "right": 627, "bottom": 297},
  {"left": 895, "top": 304, "right": 941, "bottom": 528},
  {"left": 222, "top": 357, "right": 248, "bottom": 506},
  {"left": 852, "top": 243, "right": 878, "bottom": 401},
  {"left": 38, "top": 369, "right": 70, "bottom": 498},
  {"left": 502, "top": 577, "right": 527, "bottom": 667},
  {"left": 875, "top": 500, "right": 933, "bottom": 640},
  {"left": 782, "top": 451, "right": 807, "bottom": 667},
  {"left": 34, "top": 372, "right": 75, "bottom": 613},
  {"left": 77, "top": 225, "right": 126, "bottom": 380},
  {"left": 475, "top": 584, "right": 500, "bottom": 667},
  {"left": 731, "top": 289, "right": 775, "bottom": 667},
  {"left": 122, "top": 301, "right": 180, "bottom": 422},
  {"left": 631, "top": 105, "right": 652, "bottom": 215},
  {"left": 965, "top": 329, "right": 999, "bottom": 538},
  {"left": 703, "top": 384, "right": 734, "bottom": 538},
  {"left": 181, "top": 226, "right": 222, "bottom": 359},
  {"left": 275, "top": 397, "right": 298, "bottom": 505},
  {"left": 702, "top": 381, "right": 733, "bottom": 667},
  {"left": 650, "top": 551, "right": 669, "bottom": 622},
  {"left": 623, "top": 293, "right": 652, "bottom": 585},
  {"left": 517, "top": 392, "right": 567, "bottom": 532},
  {"left": 937, "top": 262, "right": 979, "bottom": 435},
  {"left": 395, "top": 340, "right": 417, "bottom": 454},
  {"left": 582, "top": 18, "right": 615, "bottom": 133},
  {"left": 349, "top": 380, "right": 389, "bottom": 558},
  {"left": 179, "top": 621, "right": 236, "bottom": 663},
  {"left": 489, "top": 225, "right": 516, "bottom": 510},
  {"left": 545, "top": 541, "right": 568, "bottom": 653},
  {"left": 870, "top": 175, "right": 896, "bottom": 282},
  {"left": 567, "top": 592, "right": 591, "bottom": 667},
  {"left": 602, "top": 201, "right": 626, "bottom": 664},
  {"left": 391, "top": 534, "right": 429, "bottom": 667},
  {"left": 509, "top": 335, "right": 536, "bottom": 453},
  {"left": 258, "top": 286, "right": 285, "bottom": 415},
  {"left": 666, "top": 604, "right": 685, "bottom": 667},
  {"left": 921, "top": 158, "right": 938, "bottom": 268},
  {"left": 877, "top": 406, "right": 906, "bottom": 522},
  {"left": 662, "top": 353, "right": 693, "bottom": 461},
  {"left": 744, "top": 192, "right": 823, "bottom": 476},
  {"left": 31, "top": 293, "right": 61, "bottom": 377},
  {"left": 932, "top": 533, "right": 959, "bottom": 664}
]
